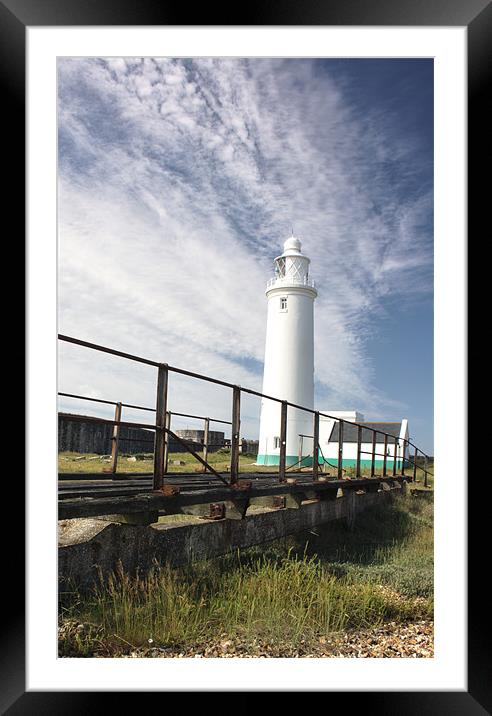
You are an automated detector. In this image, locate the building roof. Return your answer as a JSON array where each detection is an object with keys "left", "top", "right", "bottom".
[{"left": 328, "top": 421, "right": 402, "bottom": 443}]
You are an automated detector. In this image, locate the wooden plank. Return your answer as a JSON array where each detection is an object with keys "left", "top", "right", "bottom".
[
  {"left": 202, "top": 417, "right": 210, "bottom": 472},
  {"left": 58, "top": 471, "right": 154, "bottom": 481},
  {"left": 356, "top": 425, "right": 362, "bottom": 477},
  {"left": 109, "top": 402, "right": 122, "bottom": 474},
  {"left": 153, "top": 364, "right": 169, "bottom": 490},
  {"left": 312, "top": 411, "right": 320, "bottom": 481},
  {"left": 279, "top": 401, "right": 287, "bottom": 482},
  {"left": 230, "top": 386, "right": 241, "bottom": 484},
  {"left": 163, "top": 411, "right": 171, "bottom": 474},
  {"left": 371, "top": 431, "right": 377, "bottom": 477},
  {"left": 337, "top": 420, "right": 344, "bottom": 479}
]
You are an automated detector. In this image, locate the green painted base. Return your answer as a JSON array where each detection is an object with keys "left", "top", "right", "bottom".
[
  {"left": 256, "top": 455, "right": 408, "bottom": 470},
  {"left": 321, "top": 458, "right": 406, "bottom": 470},
  {"left": 255, "top": 454, "right": 313, "bottom": 467}
]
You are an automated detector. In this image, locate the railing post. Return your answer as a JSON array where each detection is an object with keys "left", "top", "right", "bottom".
[
  {"left": 413, "top": 447, "right": 418, "bottom": 483},
  {"left": 392, "top": 436, "right": 397, "bottom": 476},
  {"left": 153, "top": 363, "right": 169, "bottom": 490},
  {"left": 230, "top": 386, "right": 241, "bottom": 484},
  {"left": 164, "top": 411, "right": 170, "bottom": 474},
  {"left": 424, "top": 454, "right": 428, "bottom": 487},
  {"left": 110, "top": 402, "right": 122, "bottom": 474},
  {"left": 383, "top": 434, "right": 388, "bottom": 476},
  {"left": 202, "top": 416, "right": 210, "bottom": 473},
  {"left": 279, "top": 401, "right": 287, "bottom": 482},
  {"left": 371, "top": 431, "right": 376, "bottom": 477},
  {"left": 337, "top": 420, "right": 344, "bottom": 479},
  {"left": 401, "top": 439, "right": 406, "bottom": 477},
  {"left": 298, "top": 435, "right": 303, "bottom": 468},
  {"left": 356, "top": 425, "right": 362, "bottom": 477},
  {"left": 313, "top": 411, "right": 320, "bottom": 481}
]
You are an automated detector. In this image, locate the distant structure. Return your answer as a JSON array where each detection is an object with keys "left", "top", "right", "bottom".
[
  {"left": 239, "top": 438, "right": 259, "bottom": 455},
  {"left": 224, "top": 438, "right": 259, "bottom": 455},
  {"left": 174, "top": 429, "right": 225, "bottom": 451},
  {"left": 257, "top": 234, "right": 317, "bottom": 465},
  {"left": 58, "top": 414, "right": 223, "bottom": 455},
  {"left": 58, "top": 413, "right": 155, "bottom": 455}
]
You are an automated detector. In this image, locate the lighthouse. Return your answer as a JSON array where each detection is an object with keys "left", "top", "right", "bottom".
[{"left": 256, "top": 235, "right": 317, "bottom": 466}]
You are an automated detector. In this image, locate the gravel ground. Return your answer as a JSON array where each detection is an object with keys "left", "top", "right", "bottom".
[
  {"left": 113, "top": 620, "right": 433, "bottom": 659},
  {"left": 59, "top": 618, "right": 433, "bottom": 659}
]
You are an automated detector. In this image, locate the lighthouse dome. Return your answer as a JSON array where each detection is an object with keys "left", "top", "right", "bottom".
[
  {"left": 268, "top": 234, "right": 316, "bottom": 295},
  {"left": 283, "top": 236, "right": 302, "bottom": 254}
]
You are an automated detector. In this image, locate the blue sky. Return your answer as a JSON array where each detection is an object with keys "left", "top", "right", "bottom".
[{"left": 58, "top": 57, "right": 433, "bottom": 453}]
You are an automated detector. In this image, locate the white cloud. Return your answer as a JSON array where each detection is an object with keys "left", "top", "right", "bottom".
[{"left": 57, "top": 58, "right": 432, "bottom": 436}]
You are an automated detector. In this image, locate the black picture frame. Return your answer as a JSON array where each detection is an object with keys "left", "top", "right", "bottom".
[{"left": 6, "top": 0, "right": 484, "bottom": 711}]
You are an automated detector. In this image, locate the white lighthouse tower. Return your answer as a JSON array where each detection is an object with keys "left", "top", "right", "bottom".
[{"left": 257, "top": 235, "right": 317, "bottom": 466}]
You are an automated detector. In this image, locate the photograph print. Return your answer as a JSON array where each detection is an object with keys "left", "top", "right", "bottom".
[{"left": 57, "top": 56, "right": 434, "bottom": 660}]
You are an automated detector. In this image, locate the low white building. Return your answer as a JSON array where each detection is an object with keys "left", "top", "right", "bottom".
[{"left": 317, "top": 411, "right": 409, "bottom": 471}]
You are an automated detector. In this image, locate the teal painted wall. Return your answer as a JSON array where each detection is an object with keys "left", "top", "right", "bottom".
[
  {"left": 256, "top": 453, "right": 407, "bottom": 469},
  {"left": 321, "top": 458, "right": 405, "bottom": 469}
]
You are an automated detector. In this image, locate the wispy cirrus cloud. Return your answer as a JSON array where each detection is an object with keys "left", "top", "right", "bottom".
[{"left": 58, "top": 58, "right": 432, "bottom": 435}]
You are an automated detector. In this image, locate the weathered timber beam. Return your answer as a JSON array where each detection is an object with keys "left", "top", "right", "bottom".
[
  {"left": 58, "top": 476, "right": 408, "bottom": 519},
  {"left": 58, "top": 472, "right": 154, "bottom": 481}
]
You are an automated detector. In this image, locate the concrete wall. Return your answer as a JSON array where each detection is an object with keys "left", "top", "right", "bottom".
[{"left": 59, "top": 483, "right": 405, "bottom": 590}]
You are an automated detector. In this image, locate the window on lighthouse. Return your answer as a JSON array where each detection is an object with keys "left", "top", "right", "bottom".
[{"left": 280, "top": 297, "right": 287, "bottom": 311}]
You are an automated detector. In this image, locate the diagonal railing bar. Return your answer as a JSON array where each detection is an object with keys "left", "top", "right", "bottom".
[{"left": 165, "top": 428, "right": 229, "bottom": 486}]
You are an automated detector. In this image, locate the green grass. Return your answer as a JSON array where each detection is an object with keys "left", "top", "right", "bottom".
[
  {"left": 58, "top": 450, "right": 274, "bottom": 474},
  {"left": 294, "top": 492, "right": 434, "bottom": 599},
  {"left": 59, "top": 492, "right": 433, "bottom": 657}
]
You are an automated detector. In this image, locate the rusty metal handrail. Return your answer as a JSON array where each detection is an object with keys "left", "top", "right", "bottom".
[
  {"left": 59, "top": 334, "right": 412, "bottom": 447},
  {"left": 59, "top": 392, "right": 231, "bottom": 425},
  {"left": 58, "top": 334, "right": 412, "bottom": 444},
  {"left": 58, "top": 334, "right": 433, "bottom": 488},
  {"left": 169, "top": 411, "right": 232, "bottom": 426}
]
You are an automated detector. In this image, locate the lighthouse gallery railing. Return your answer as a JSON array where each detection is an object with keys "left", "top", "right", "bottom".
[
  {"left": 266, "top": 276, "right": 317, "bottom": 290},
  {"left": 58, "top": 334, "right": 433, "bottom": 489}
]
